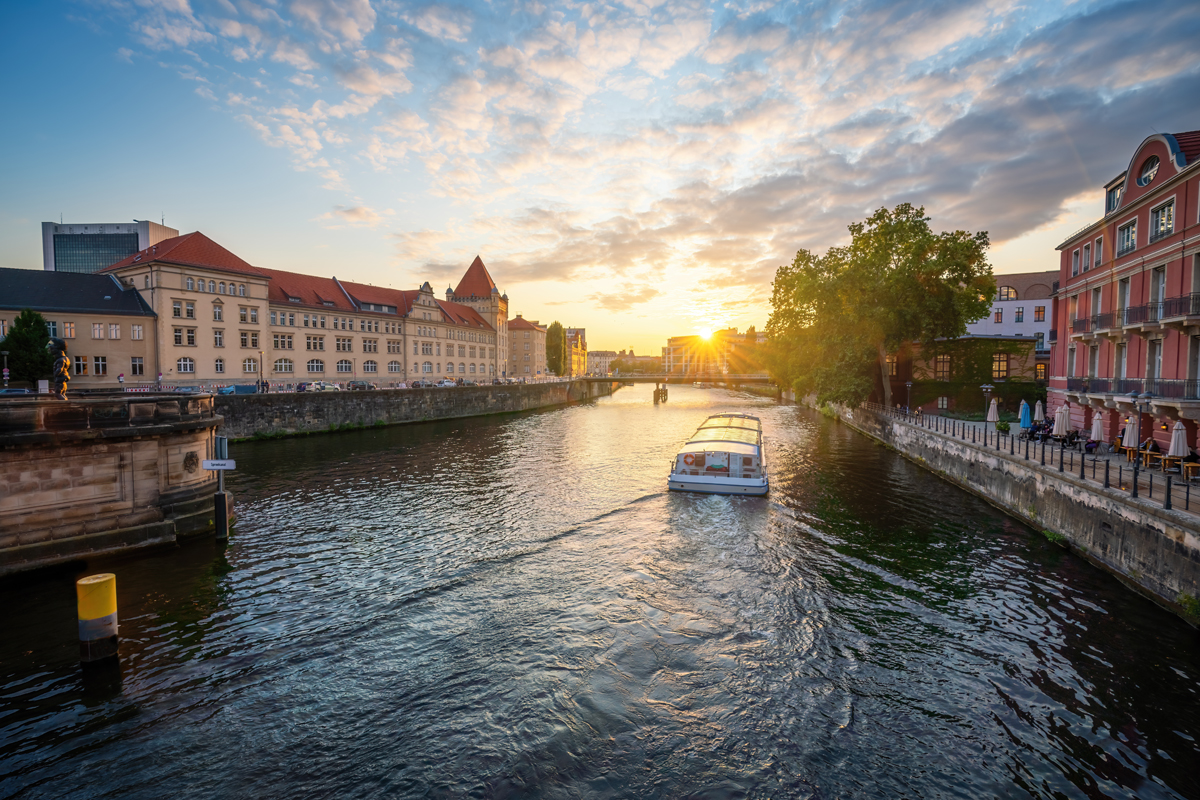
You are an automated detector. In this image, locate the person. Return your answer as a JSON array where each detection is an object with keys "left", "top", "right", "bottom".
[
  {"left": 1182, "top": 448, "right": 1199, "bottom": 464},
  {"left": 1141, "top": 437, "right": 1160, "bottom": 453},
  {"left": 1085, "top": 436, "right": 1099, "bottom": 454}
]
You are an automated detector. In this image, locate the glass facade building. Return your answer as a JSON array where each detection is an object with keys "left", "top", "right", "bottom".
[{"left": 52, "top": 233, "right": 141, "bottom": 274}]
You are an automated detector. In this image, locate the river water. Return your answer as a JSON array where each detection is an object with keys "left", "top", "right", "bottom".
[{"left": 1, "top": 386, "right": 1198, "bottom": 799}]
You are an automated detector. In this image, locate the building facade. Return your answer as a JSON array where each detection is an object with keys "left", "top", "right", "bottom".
[
  {"left": 662, "top": 328, "right": 768, "bottom": 375},
  {"left": 965, "top": 270, "right": 1055, "bottom": 380},
  {"left": 588, "top": 350, "right": 617, "bottom": 375},
  {"left": 43, "top": 220, "right": 178, "bottom": 273},
  {"left": 566, "top": 329, "right": 587, "bottom": 376},
  {"left": 0, "top": 267, "right": 157, "bottom": 388},
  {"left": 1050, "top": 130, "right": 1200, "bottom": 449},
  {"left": 508, "top": 315, "right": 547, "bottom": 378}
]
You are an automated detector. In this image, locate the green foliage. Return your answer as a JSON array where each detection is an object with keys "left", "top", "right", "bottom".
[
  {"left": 995, "top": 421, "right": 1010, "bottom": 433},
  {"left": 1178, "top": 592, "right": 1200, "bottom": 622},
  {"left": 1042, "top": 529, "right": 1066, "bottom": 545},
  {"left": 546, "top": 321, "right": 566, "bottom": 376},
  {"left": 609, "top": 357, "right": 660, "bottom": 374},
  {"left": 766, "top": 204, "right": 993, "bottom": 407},
  {"left": 0, "top": 309, "right": 54, "bottom": 384}
]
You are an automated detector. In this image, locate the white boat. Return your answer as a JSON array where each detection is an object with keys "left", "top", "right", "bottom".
[{"left": 668, "top": 413, "right": 769, "bottom": 496}]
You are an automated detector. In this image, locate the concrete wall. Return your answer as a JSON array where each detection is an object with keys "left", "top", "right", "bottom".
[
  {"left": 836, "top": 406, "right": 1200, "bottom": 621},
  {"left": 215, "top": 380, "right": 617, "bottom": 440}
]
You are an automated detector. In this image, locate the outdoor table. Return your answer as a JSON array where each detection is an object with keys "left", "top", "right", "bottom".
[
  {"left": 1143, "top": 452, "right": 1163, "bottom": 470},
  {"left": 1184, "top": 463, "right": 1200, "bottom": 481},
  {"left": 1123, "top": 446, "right": 1139, "bottom": 462},
  {"left": 1161, "top": 455, "right": 1182, "bottom": 473}
]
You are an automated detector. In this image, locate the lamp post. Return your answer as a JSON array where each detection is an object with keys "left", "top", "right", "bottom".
[
  {"left": 1, "top": 350, "right": 8, "bottom": 388},
  {"left": 1131, "top": 391, "right": 1152, "bottom": 498},
  {"left": 981, "top": 383, "right": 995, "bottom": 436},
  {"left": 905, "top": 380, "right": 913, "bottom": 414},
  {"left": 259, "top": 350, "right": 265, "bottom": 393}
]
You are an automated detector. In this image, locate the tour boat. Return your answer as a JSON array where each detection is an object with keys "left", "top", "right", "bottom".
[{"left": 668, "top": 413, "right": 769, "bottom": 496}]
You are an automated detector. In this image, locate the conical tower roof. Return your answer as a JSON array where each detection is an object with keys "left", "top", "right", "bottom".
[{"left": 454, "top": 255, "right": 497, "bottom": 298}]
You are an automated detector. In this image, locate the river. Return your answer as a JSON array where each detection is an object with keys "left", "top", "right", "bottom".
[{"left": 1, "top": 386, "right": 1198, "bottom": 799}]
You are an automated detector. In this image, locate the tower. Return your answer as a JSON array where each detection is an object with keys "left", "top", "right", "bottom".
[{"left": 448, "top": 256, "right": 510, "bottom": 377}]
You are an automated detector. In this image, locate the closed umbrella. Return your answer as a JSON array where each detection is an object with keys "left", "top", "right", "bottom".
[
  {"left": 1090, "top": 414, "right": 1104, "bottom": 443},
  {"left": 1122, "top": 418, "right": 1139, "bottom": 449},
  {"left": 1034, "top": 400, "right": 1044, "bottom": 423},
  {"left": 1052, "top": 405, "right": 1068, "bottom": 436},
  {"left": 1019, "top": 400, "right": 1031, "bottom": 429},
  {"left": 1168, "top": 420, "right": 1188, "bottom": 458},
  {"left": 986, "top": 398, "right": 999, "bottom": 424}
]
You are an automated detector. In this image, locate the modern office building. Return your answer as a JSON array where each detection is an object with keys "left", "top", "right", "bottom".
[{"left": 42, "top": 220, "right": 178, "bottom": 273}]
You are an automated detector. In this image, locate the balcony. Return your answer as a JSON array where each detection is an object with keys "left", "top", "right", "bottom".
[
  {"left": 1093, "top": 311, "right": 1116, "bottom": 331},
  {"left": 1063, "top": 378, "right": 1200, "bottom": 402},
  {"left": 1049, "top": 328, "right": 1058, "bottom": 343},
  {"left": 1117, "top": 242, "right": 1136, "bottom": 258},
  {"left": 1071, "top": 317, "right": 1090, "bottom": 334},
  {"left": 1123, "top": 302, "right": 1161, "bottom": 331},
  {"left": 1149, "top": 227, "right": 1174, "bottom": 244}
]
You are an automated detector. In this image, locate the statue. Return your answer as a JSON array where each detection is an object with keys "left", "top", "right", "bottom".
[{"left": 47, "top": 337, "right": 69, "bottom": 400}]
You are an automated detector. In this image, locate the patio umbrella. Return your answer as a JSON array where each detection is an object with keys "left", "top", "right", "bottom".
[
  {"left": 1052, "top": 405, "right": 1068, "bottom": 436},
  {"left": 1090, "top": 414, "right": 1104, "bottom": 443},
  {"left": 1168, "top": 420, "right": 1188, "bottom": 458},
  {"left": 1034, "top": 400, "right": 1044, "bottom": 423},
  {"left": 986, "top": 398, "right": 999, "bottom": 424},
  {"left": 1019, "top": 400, "right": 1031, "bottom": 429},
  {"left": 1122, "top": 418, "right": 1139, "bottom": 449}
]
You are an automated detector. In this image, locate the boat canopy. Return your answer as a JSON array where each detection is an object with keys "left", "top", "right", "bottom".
[
  {"left": 677, "top": 441, "right": 760, "bottom": 456},
  {"left": 698, "top": 416, "right": 761, "bottom": 431},
  {"left": 688, "top": 427, "right": 760, "bottom": 446}
]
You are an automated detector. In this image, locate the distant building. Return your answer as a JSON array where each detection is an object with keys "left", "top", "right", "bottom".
[
  {"left": 611, "top": 349, "right": 660, "bottom": 372},
  {"left": 565, "top": 327, "right": 586, "bottom": 351},
  {"left": 662, "top": 329, "right": 767, "bottom": 375},
  {"left": 509, "top": 315, "right": 547, "bottom": 378},
  {"left": 446, "top": 256, "right": 509, "bottom": 377},
  {"left": 566, "top": 329, "right": 587, "bottom": 376},
  {"left": 42, "top": 220, "right": 178, "bottom": 273},
  {"left": 965, "top": 270, "right": 1054, "bottom": 379},
  {"left": 0, "top": 267, "right": 156, "bottom": 388},
  {"left": 588, "top": 349, "right": 617, "bottom": 374},
  {"left": 885, "top": 335, "right": 1041, "bottom": 414}
]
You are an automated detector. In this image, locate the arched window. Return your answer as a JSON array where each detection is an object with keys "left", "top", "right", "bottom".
[
  {"left": 215, "top": 358, "right": 224, "bottom": 374},
  {"left": 274, "top": 358, "right": 294, "bottom": 373},
  {"left": 363, "top": 360, "right": 377, "bottom": 373},
  {"left": 307, "top": 359, "right": 325, "bottom": 373},
  {"left": 243, "top": 358, "right": 258, "bottom": 373},
  {"left": 186, "top": 277, "right": 195, "bottom": 290},
  {"left": 387, "top": 360, "right": 401, "bottom": 373},
  {"left": 1139, "top": 155, "right": 1160, "bottom": 186},
  {"left": 238, "top": 284, "right": 246, "bottom": 297},
  {"left": 435, "top": 363, "right": 440, "bottom": 373},
  {"left": 998, "top": 286, "right": 1018, "bottom": 301},
  {"left": 422, "top": 361, "right": 433, "bottom": 373},
  {"left": 470, "top": 364, "right": 476, "bottom": 373},
  {"left": 208, "top": 280, "right": 216, "bottom": 292},
  {"left": 219, "top": 282, "right": 226, "bottom": 294},
  {"left": 177, "top": 357, "right": 195, "bottom": 373},
  {"left": 337, "top": 360, "right": 353, "bottom": 373},
  {"left": 459, "top": 362, "right": 465, "bottom": 373}
]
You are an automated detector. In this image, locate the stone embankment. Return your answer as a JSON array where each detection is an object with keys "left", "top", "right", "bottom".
[
  {"left": 215, "top": 380, "right": 618, "bottom": 440},
  {"left": 833, "top": 403, "right": 1200, "bottom": 623}
]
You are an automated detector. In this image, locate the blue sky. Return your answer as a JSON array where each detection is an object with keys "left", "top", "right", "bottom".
[{"left": 2, "top": 0, "right": 1198, "bottom": 352}]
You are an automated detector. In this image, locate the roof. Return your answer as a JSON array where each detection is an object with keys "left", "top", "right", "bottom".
[
  {"left": 453, "top": 256, "right": 497, "bottom": 298},
  {"left": 993, "top": 270, "right": 1057, "bottom": 300},
  {"left": 0, "top": 267, "right": 156, "bottom": 317},
  {"left": 102, "top": 232, "right": 265, "bottom": 276},
  {"left": 337, "top": 279, "right": 417, "bottom": 316},
  {"left": 509, "top": 316, "right": 545, "bottom": 331},
  {"left": 436, "top": 298, "right": 494, "bottom": 330},
  {"left": 1172, "top": 129, "right": 1200, "bottom": 165},
  {"left": 256, "top": 267, "right": 357, "bottom": 311}
]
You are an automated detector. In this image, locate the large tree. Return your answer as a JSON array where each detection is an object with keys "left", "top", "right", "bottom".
[
  {"left": 767, "top": 204, "right": 994, "bottom": 406},
  {"left": 546, "top": 321, "right": 566, "bottom": 376},
  {"left": 0, "top": 308, "right": 53, "bottom": 385}
]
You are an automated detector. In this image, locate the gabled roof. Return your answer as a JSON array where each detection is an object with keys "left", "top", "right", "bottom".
[
  {"left": 103, "top": 231, "right": 264, "bottom": 276},
  {"left": 436, "top": 299, "right": 493, "bottom": 330},
  {"left": 1173, "top": 130, "right": 1200, "bottom": 165},
  {"left": 509, "top": 316, "right": 545, "bottom": 332},
  {"left": 256, "top": 267, "right": 357, "bottom": 311},
  {"left": 336, "top": 279, "right": 417, "bottom": 316},
  {"left": 0, "top": 267, "right": 155, "bottom": 316},
  {"left": 453, "top": 256, "right": 497, "bottom": 298}
]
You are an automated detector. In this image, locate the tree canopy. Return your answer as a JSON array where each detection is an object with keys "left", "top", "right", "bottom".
[
  {"left": 766, "top": 204, "right": 994, "bottom": 406},
  {"left": 545, "top": 322, "right": 566, "bottom": 376},
  {"left": 0, "top": 309, "right": 53, "bottom": 385}
]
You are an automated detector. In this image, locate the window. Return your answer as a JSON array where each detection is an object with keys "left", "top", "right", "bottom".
[
  {"left": 93, "top": 356, "right": 107, "bottom": 376},
  {"left": 185, "top": 302, "right": 194, "bottom": 319},
  {"left": 271, "top": 311, "right": 277, "bottom": 325},
  {"left": 1035, "top": 363, "right": 1046, "bottom": 380},
  {"left": 173, "top": 301, "right": 182, "bottom": 318},
  {"left": 238, "top": 284, "right": 246, "bottom": 297},
  {"left": 306, "top": 335, "right": 324, "bottom": 351},
  {"left": 187, "top": 329, "right": 195, "bottom": 346},
  {"left": 240, "top": 332, "right": 259, "bottom": 348},
  {"left": 885, "top": 354, "right": 897, "bottom": 376},
  {"left": 1015, "top": 307, "right": 1024, "bottom": 323},
  {"left": 388, "top": 361, "right": 401, "bottom": 373},
  {"left": 208, "top": 280, "right": 215, "bottom": 293},
  {"left": 131, "top": 357, "right": 144, "bottom": 376},
  {"left": 363, "top": 339, "right": 377, "bottom": 353},
  {"left": 145, "top": 275, "right": 150, "bottom": 289},
  {"left": 215, "top": 358, "right": 224, "bottom": 374},
  {"left": 174, "top": 328, "right": 183, "bottom": 345},
  {"left": 422, "top": 342, "right": 433, "bottom": 356},
  {"left": 109, "top": 324, "right": 120, "bottom": 339},
  {"left": 1106, "top": 185, "right": 1122, "bottom": 213},
  {"left": 998, "top": 286, "right": 1017, "bottom": 301},
  {"left": 1034, "top": 306, "right": 1045, "bottom": 322},
  {"left": 288, "top": 313, "right": 295, "bottom": 326},
  {"left": 177, "top": 357, "right": 195, "bottom": 373},
  {"left": 1072, "top": 250, "right": 1080, "bottom": 276},
  {"left": 274, "top": 358, "right": 294, "bottom": 373},
  {"left": 387, "top": 340, "right": 402, "bottom": 353},
  {"left": 992, "top": 352, "right": 1009, "bottom": 379},
  {"left": 219, "top": 282, "right": 226, "bottom": 294},
  {"left": 470, "top": 364, "right": 477, "bottom": 374},
  {"left": 214, "top": 330, "right": 224, "bottom": 347},
  {"left": 1035, "top": 332, "right": 1045, "bottom": 351},
  {"left": 274, "top": 334, "right": 293, "bottom": 349},
  {"left": 186, "top": 278, "right": 195, "bottom": 290},
  {"left": 73, "top": 356, "right": 88, "bottom": 376},
  {"left": 935, "top": 354, "right": 950, "bottom": 381},
  {"left": 363, "top": 360, "right": 377, "bottom": 373},
  {"left": 1139, "top": 155, "right": 1159, "bottom": 186},
  {"left": 1082, "top": 244, "right": 1091, "bottom": 272},
  {"left": 422, "top": 361, "right": 433, "bottom": 373},
  {"left": 1151, "top": 201, "right": 1175, "bottom": 240},
  {"left": 45, "top": 321, "right": 57, "bottom": 337},
  {"left": 243, "top": 358, "right": 258, "bottom": 373},
  {"left": 92, "top": 322, "right": 104, "bottom": 339},
  {"left": 239, "top": 308, "right": 248, "bottom": 323},
  {"left": 132, "top": 324, "right": 143, "bottom": 340},
  {"left": 337, "top": 360, "right": 353, "bottom": 373},
  {"left": 1094, "top": 237, "right": 1103, "bottom": 267},
  {"left": 524, "top": 343, "right": 530, "bottom": 350},
  {"left": 458, "top": 345, "right": 466, "bottom": 357},
  {"left": 993, "top": 309, "right": 1003, "bottom": 324},
  {"left": 307, "top": 359, "right": 325, "bottom": 373},
  {"left": 336, "top": 337, "right": 353, "bottom": 352},
  {"left": 250, "top": 308, "right": 258, "bottom": 324},
  {"left": 459, "top": 363, "right": 466, "bottom": 373},
  {"left": 1118, "top": 221, "right": 1137, "bottom": 255},
  {"left": 214, "top": 305, "right": 223, "bottom": 321}
]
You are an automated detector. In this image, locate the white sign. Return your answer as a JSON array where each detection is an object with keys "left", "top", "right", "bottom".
[{"left": 202, "top": 459, "right": 236, "bottom": 471}]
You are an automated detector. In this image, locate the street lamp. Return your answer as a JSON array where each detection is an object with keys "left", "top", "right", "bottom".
[
  {"left": 905, "top": 380, "right": 913, "bottom": 414},
  {"left": 1130, "top": 391, "right": 1152, "bottom": 498},
  {"left": 1, "top": 350, "right": 8, "bottom": 388},
  {"left": 981, "top": 383, "right": 995, "bottom": 435},
  {"left": 259, "top": 350, "right": 265, "bottom": 393}
]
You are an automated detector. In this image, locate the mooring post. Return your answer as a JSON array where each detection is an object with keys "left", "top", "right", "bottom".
[
  {"left": 1080, "top": 450, "right": 1085, "bottom": 480},
  {"left": 213, "top": 435, "right": 230, "bottom": 541},
  {"left": 1025, "top": 438, "right": 1029, "bottom": 460},
  {"left": 1041, "top": 441, "right": 1045, "bottom": 466},
  {"left": 1104, "top": 459, "right": 1110, "bottom": 488},
  {"left": 77, "top": 574, "right": 118, "bottom": 662},
  {"left": 1059, "top": 443, "right": 1064, "bottom": 472},
  {"left": 1165, "top": 476, "right": 1173, "bottom": 510},
  {"left": 1010, "top": 434, "right": 1014, "bottom": 455}
]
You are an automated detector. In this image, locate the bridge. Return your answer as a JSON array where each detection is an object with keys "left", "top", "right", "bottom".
[{"left": 575, "top": 373, "right": 775, "bottom": 385}]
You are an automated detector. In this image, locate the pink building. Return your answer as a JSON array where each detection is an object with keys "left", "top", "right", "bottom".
[{"left": 1051, "top": 130, "right": 1200, "bottom": 449}]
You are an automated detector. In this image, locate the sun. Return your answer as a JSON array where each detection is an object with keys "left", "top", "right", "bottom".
[{"left": 698, "top": 328, "right": 713, "bottom": 340}]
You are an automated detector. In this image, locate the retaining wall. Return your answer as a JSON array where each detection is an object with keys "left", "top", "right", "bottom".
[
  {"left": 837, "top": 405, "right": 1200, "bottom": 621},
  {"left": 215, "top": 380, "right": 617, "bottom": 440}
]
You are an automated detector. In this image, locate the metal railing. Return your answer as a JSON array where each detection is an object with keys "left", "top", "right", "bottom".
[
  {"left": 1123, "top": 303, "right": 1161, "bottom": 325},
  {"left": 1149, "top": 227, "right": 1174, "bottom": 244},
  {"left": 1144, "top": 379, "right": 1200, "bottom": 400},
  {"left": 1093, "top": 311, "right": 1115, "bottom": 330},
  {"left": 1071, "top": 318, "right": 1090, "bottom": 333},
  {"left": 1161, "top": 293, "right": 1200, "bottom": 319},
  {"left": 1117, "top": 242, "right": 1136, "bottom": 257}
]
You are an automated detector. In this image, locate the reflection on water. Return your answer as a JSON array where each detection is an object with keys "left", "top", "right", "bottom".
[{"left": 1, "top": 386, "right": 1198, "bottom": 799}]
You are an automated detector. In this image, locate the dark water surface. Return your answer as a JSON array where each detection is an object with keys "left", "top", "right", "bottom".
[{"left": 2, "top": 387, "right": 1199, "bottom": 799}]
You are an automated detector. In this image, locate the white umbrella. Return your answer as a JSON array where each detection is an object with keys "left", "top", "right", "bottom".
[
  {"left": 1034, "top": 400, "right": 1044, "bottom": 423},
  {"left": 986, "top": 398, "right": 999, "bottom": 424},
  {"left": 1052, "top": 405, "right": 1068, "bottom": 436},
  {"left": 1090, "top": 414, "right": 1104, "bottom": 442},
  {"left": 1168, "top": 420, "right": 1188, "bottom": 458},
  {"left": 1122, "top": 418, "right": 1139, "bottom": 449}
]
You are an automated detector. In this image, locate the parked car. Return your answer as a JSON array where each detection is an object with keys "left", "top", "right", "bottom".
[
  {"left": 346, "top": 380, "right": 378, "bottom": 391},
  {"left": 410, "top": 380, "right": 434, "bottom": 388},
  {"left": 435, "top": 379, "right": 457, "bottom": 387},
  {"left": 217, "top": 384, "right": 259, "bottom": 395},
  {"left": 174, "top": 386, "right": 205, "bottom": 394},
  {"left": 460, "top": 379, "right": 478, "bottom": 387},
  {"left": 0, "top": 388, "right": 34, "bottom": 395}
]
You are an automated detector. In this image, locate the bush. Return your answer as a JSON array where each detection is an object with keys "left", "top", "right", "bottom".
[{"left": 996, "top": 421, "right": 1010, "bottom": 433}]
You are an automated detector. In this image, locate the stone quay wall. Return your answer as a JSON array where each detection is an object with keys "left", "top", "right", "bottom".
[
  {"left": 215, "top": 380, "right": 618, "bottom": 440},
  {"left": 0, "top": 395, "right": 223, "bottom": 575},
  {"left": 835, "top": 404, "right": 1200, "bottom": 622}
]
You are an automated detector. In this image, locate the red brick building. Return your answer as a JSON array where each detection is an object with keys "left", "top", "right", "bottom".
[{"left": 1051, "top": 130, "right": 1200, "bottom": 448}]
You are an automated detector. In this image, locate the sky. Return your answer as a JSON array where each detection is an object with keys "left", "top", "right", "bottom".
[{"left": 1, "top": 0, "right": 1198, "bottom": 354}]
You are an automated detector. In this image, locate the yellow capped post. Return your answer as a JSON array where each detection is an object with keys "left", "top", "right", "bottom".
[{"left": 77, "top": 573, "right": 119, "bottom": 662}]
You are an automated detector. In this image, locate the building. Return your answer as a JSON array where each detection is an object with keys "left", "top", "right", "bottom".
[
  {"left": 611, "top": 349, "right": 660, "bottom": 372},
  {"left": 508, "top": 315, "right": 547, "bottom": 378},
  {"left": 965, "top": 270, "right": 1055, "bottom": 379},
  {"left": 565, "top": 328, "right": 586, "bottom": 351},
  {"left": 0, "top": 267, "right": 156, "bottom": 388},
  {"left": 588, "top": 349, "right": 617, "bottom": 375},
  {"left": 97, "top": 232, "right": 508, "bottom": 386},
  {"left": 42, "top": 220, "right": 178, "bottom": 273},
  {"left": 566, "top": 329, "right": 587, "bottom": 376},
  {"left": 885, "top": 335, "right": 1042, "bottom": 414},
  {"left": 662, "top": 328, "right": 768, "bottom": 375},
  {"left": 1050, "top": 129, "right": 1200, "bottom": 449},
  {"left": 446, "top": 257, "right": 509, "bottom": 377}
]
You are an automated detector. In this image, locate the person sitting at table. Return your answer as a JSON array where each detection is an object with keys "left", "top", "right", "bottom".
[
  {"left": 1140, "top": 437, "right": 1160, "bottom": 453},
  {"left": 1183, "top": 448, "right": 1200, "bottom": 464}
]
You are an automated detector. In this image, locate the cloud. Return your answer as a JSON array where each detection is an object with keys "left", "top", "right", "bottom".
[
  {"left": 589, "top": 286, "right": 662, "bottom": 311},
  {"left": 401, "top": 4, "right": 474, "bottom": 42},
  {"left": 319, "top": 204, "right": 385, "bottom": 227},
  {"left": 289, "top": 0, "right": 376, "bottom": 46}
]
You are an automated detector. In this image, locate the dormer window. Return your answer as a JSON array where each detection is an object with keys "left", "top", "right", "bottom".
[
  {"left": 1106, "top": 185, "right": 1122, "bottom": 213},
  {"left": 288, "top": 296, "right": 301, "bottom": 303},
  {"left": 323, "top": 301, "right": 335, "bottom": 307},
  {"left": 1138, "top": 155, "right": 1160, "bottom": 186}
]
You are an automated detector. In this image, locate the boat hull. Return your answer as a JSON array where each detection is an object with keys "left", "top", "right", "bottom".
[{"left": 668, "top": 474, "right": 769, "bottom": 496}]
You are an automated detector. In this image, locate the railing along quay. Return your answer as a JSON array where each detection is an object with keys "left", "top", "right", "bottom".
[{"left": 861, "top": 403, "right": 1200, "bottom": 515}]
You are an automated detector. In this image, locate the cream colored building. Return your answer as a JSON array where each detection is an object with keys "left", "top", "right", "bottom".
[{"left": 508, "top": 315, "right": 547, "bottom": 378}]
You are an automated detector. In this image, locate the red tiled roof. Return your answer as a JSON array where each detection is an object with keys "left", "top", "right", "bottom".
[
  {"left": 1174, "top": 130, "right": 1200, "bottom": 166},
  {"left": 437, "top": 299, "right": 493, "bottom": 331},
  {"left": 509, "top": 316, "right": 545, "bottom": 331},
  {"left": 337, "top": 279, "right": 418, "bottom": 316},
  {"left": 256, "top": 266, "right": 356, "bottom": 311},
  {"left": 453, "top": 256, "right": 497, "bottom": 298},
  {"left": 102, "top": 231, "right": 265, "bottom": 276}
]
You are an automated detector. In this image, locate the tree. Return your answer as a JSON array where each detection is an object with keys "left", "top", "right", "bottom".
[
  {"left": 546, "top": 322, "right": 566, "bottom": 376},
  {"left": 766, "top": 204, "right": 994, "bottom": 407},
  {"left": 0, "top": 308, "right": 53, "bottom": 385}
]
